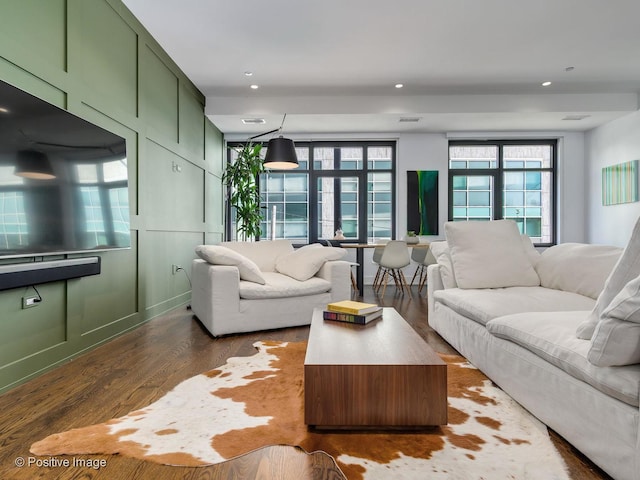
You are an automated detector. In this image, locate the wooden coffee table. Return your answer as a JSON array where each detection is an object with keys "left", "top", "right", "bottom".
[{"left": 304, "top": 307, "right": 447, "bottom": 428}]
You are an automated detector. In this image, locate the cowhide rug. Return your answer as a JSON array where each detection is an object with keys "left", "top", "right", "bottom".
[{"left": 31, "top": 341, "right": 569, "bottom": 479}]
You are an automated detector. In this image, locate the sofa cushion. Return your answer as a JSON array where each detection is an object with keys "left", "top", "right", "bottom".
[
  {"left": 587, "top": 274, "right": 640, "bottom": 367},
  {"left": 444, "top": 220, "right": 540, "bottom": 289},
  {"left": 275, "top": 246, "right": 346, "bottom": 281},
  {"left": 239, "top": 272, "right": 332, "bottom": 299},
  {"left": 428, "top": 241, "right": 457, "bottom": 289},
  {"left": 577, "top": 218, "right": 640, "bottom": 339},
  {"left": 195, "top": 245, "right": 265, "bottom": 284},
  {"left": 536, "top": 243, "right": 621, "bottom": 300},
  {"left": 434, "top": 287, "right": 596, "bottom": 326},
  {"left": 486, "top": 311, "right": 640, "bottom": 407},
  {"left": 222, "top": 239, "right": 294, "bottom": 272},
  {"left": 429, "top": 236, "right": 537, "bottom": 290}
]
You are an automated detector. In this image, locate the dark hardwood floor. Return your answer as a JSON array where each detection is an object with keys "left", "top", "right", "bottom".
[{"left": 0, "top": 286, "right": 611, "bottom": 479}]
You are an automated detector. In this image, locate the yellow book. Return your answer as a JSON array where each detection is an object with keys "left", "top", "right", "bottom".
[{"left": 326, "top": 300, "right": 380, "bottom": 315}]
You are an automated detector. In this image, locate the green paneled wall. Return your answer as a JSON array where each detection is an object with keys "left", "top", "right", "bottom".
[
  {"left": 142, "top": 46, "right": 179, "bottom": 141},
  {"left": 69, "top": 0, "right": 139, "bottom": 116},
  {"left": 0, "top": 0, "right": 225, "bottom": 394},
  {"left": 180, "top": 84, "right": 206, "bottom": 160},
  {"left": 73, "top": 246, "right": 139, "bottom": 336},
  {"left": 144, "top": 140, "right": 205, "bottom": 230},
  {"left": 0, "top": 282, "right": 67, "bottom": 366},
  {"left": 1, "top": 0, "right": 66, "bottom": 72},
  {"left": 143, "top": 231, "right": 202, "bottom": 316}
]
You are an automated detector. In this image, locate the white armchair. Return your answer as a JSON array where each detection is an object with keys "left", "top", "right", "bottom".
[{"left": 191, "top": 240, "right": 351, "bottom": 336}]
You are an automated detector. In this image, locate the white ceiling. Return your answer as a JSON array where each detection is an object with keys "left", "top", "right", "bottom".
[{"left": 122, "top": 0, "right": 640, "bottom": 137}]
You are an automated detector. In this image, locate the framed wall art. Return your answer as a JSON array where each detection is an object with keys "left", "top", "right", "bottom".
[
  {"left": 602, "top": 160, "right": 639, "bottom": 206},
  {"left": 407, "top": 170, "right": 439, "bottom": 235}
]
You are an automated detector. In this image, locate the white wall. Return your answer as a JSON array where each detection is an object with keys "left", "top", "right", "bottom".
[
  {"left": 557, "top": 132, "right": 588, "bottom": 242},
  {"left": 585, "top": 110, "right": 640, "bottom": 247},
  {"left": 396, "top": 133, "right": 449, "bottom": 241}
]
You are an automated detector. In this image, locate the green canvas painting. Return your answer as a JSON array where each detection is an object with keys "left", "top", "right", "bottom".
[
  {"left": 602, "top": 160, "right": 639, "bottom": 205},
  {"left": 407, "top": 170, "right": 438, "bottom": 235}
]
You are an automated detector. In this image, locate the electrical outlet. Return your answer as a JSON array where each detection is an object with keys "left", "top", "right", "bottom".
[
  {"left": 172, "top": 264, "right": 181, "bottom": 275},
  {"left": 22, "top": 296, "right": 40, "bottom": 309}
]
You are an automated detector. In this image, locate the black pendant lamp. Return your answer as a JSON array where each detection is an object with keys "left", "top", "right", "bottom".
[
  {"left": 263, "top": 114, "right": 298, "bottom": 170},
  {"left": 15, "top": 150, "right": 56, "bottom": 179},
  {"left": 264, "top": 136, "right": 298, "bottom": 170}
]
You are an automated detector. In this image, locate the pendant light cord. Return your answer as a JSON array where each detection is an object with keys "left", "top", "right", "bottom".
[
  {"left": 246, "top": 113, "right": 288, "bottom": 142},
  {"left": 278, "top": 113, "right": 287, "bottom": 134}
]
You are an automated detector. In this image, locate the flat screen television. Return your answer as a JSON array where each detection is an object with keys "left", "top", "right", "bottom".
[{"left": 0, "top": 79, "right": 130, "bottom": 260}]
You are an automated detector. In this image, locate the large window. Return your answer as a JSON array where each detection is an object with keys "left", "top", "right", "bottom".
[
  {"left": 448, "top": 141, "right": 556, "bottom": 245},
  {"left": 227, "top": 141, "right": 396, "bottom": 243}
]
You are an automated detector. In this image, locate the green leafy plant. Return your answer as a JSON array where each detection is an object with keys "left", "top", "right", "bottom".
[
  {"left": 222, "top": 142, "right": 265, "bottom": 241},
  {"left": 406, "top": 230, "right": 416, "bottom": 237}
]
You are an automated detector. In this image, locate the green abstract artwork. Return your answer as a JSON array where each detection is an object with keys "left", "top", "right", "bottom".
[
  {"left": 407, "top": 170, "right": 438, "bottom": 235},
  {"left": 602, "top": 160, "right": 639, "bottom": 205}
]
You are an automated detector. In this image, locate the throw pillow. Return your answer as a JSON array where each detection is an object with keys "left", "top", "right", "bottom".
[
  {"left": 428, "top": 241, "right": 458, "bottom": 289},
  {"left": 297, "top": 243, "right": 324, "bottom": 251},
  {"left": 444, "top": 220, "right": 540, "bottom": 289},
  {"left": 536, "top": 243, "right": 621, "bottom": 300},
  {"left": 221, "top": 239, "right": 293, "bottom": 272},
  {"left": 587, "top": 274, "right": 640, "bottom": 367},
  {"left": 195, "top": 245, "right": 266, "bottom": 284},
  {"left": 275, "top": 246, "right": 346, "bottom": 281},
  {"left": 576, "top": 217, "right": 640, "bottom": 339},
  {"left": 521, "top": 234, "right": 541, "bottom": 267}
]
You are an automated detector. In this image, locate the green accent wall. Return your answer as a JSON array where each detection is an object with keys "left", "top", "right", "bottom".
[{"left": 0, "top": 0, "right": 225, "bottom": 394}]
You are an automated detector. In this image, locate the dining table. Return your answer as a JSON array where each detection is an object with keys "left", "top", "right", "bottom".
[{"left": 340, "top": 242, "right": 430, "bottom": 294}]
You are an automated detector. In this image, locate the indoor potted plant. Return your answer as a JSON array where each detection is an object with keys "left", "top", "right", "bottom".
[
  {"left": 222, "top": 142, "right": 265, "bottom": 241},
  {"left": 405, "top": 230, "right": 419, "bottom": 244}
]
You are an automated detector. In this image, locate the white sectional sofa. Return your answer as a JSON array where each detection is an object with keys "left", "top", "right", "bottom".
[
  {"left": 191, "top": 240, "right": 351, "bottom": 336},
  {"left": 427, "top": 219, "right": 640, "bottom": 480}
]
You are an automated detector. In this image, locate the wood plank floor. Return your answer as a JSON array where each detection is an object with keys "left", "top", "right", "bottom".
[{"left": 0, "top": 286, "right": 612, "bottom": 479}]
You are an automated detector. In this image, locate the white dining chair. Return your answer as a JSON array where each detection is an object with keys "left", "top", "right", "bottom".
[
  {"left": 414, "top": 246, "right": 437, "bottom": 293},
  {"left": 376, "top": 240, "right": 411, "bottom": 296},
  {"left": 371, "top": 245, "right": 385, "bottom": 289},
  {"left": 409, "top": 246, "right": 428, "bottom": 287}
]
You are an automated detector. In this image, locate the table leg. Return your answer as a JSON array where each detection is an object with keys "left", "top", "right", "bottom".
[{"left": 356, "top": 248, "right": 364, "bottom": 294}]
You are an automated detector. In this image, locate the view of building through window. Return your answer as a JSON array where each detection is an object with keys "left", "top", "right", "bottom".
[
  {"left": 227, "top": 141, "right": 395, "bottom": 243},
  {"left": 449, "top": 142, "right": 555, "bottom": 244},
  {"left": 227, "top": 140, "right": 554, "bottom": 245}
]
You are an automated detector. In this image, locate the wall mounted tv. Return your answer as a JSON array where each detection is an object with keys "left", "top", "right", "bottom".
[{"left": 0, "top": 79, "right": 130, "bottom": 260}]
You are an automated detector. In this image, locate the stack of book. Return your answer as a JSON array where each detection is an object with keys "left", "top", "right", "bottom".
[{"left": 323, "top": 300, "right": 383, "bottom": 325}]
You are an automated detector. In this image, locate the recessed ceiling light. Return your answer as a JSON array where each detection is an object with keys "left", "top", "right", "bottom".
[
  {"left": 0, "top": 107, "right": 9, "bottom": 113},
  {"left": 395, "top": 83, "right": 404, "bottom": 89},
  {"left": 562, "top": 114, "right": 591, "bottom": 121},
  {"left": 242, "top": 118, "right": 266, "bottom": 125},
  {"left": 250, "top": 84, "right": 259, "bottom": 90},
  {"left": 244, "top": 71, "right": 253, "bottom": 76},
  {"left": 541, "top": 81, "right": 552, "bottom": 87}
]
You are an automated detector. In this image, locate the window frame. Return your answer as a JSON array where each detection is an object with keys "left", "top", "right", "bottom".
[
  {"left": 448, "top": 139, "right": 557, "bottom": 246},
  {"left": 226, "top": 140, "right": 396, "bottom": 244}
]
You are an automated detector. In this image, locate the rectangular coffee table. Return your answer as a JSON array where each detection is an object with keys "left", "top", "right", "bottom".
[{"left": 304, "top": 307, "right": 447, "bottom": 428}]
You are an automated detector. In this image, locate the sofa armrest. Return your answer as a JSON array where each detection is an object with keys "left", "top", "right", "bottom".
[
  {"left": 191, "top": 259, "right": 241, "bottom": 326},
  {"left": 427, "top": 263, "right": 444, "bottom": 325},
  {"left": 316, "top": 260, "right": 351, "bottom": 301}
]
